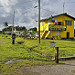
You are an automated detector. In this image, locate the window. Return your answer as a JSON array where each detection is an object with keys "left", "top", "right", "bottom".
[
  {"left": 65, "top": 20, "right": 72, "bottom": 26},
  {"left": 58, "top": 22, "right": 64, "bottom": 25},
  {"left": 58, "top": 22, "right": 61, "bottom": 25}
]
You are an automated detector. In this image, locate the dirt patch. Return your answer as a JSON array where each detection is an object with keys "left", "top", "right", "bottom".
[
  {"left": 18, "top": 68, "right": 40, "bottom": 75},
  {"left": 19, "top": 60, "right": 75, "bottom": 75}
]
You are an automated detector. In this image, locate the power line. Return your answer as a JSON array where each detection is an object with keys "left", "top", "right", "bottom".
[
  {"left": 34, "top": 6, "right": 55, "bottom": 13},
  {"left": 21, "top": 0, "right": 33, "bottom": 3},
  {"left": 19, "top": 0, "right": 36, "bottom": 5},
  {"left": 65, "top": 2, "right": 75, "bottom": 3},
  {"left": 41, "top": 8, "right": 53, "bottom": 12},
  {"left": 63, "top": 0, "right": 65, "bottom": 13}
]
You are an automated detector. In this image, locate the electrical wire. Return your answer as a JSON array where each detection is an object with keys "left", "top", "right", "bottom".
[
  {"left": 65, "top": 2, "right": 75, "bottom": 3},
  {"left": 41, "top": 8, "right": 52, "bottom": 12},
  {"left": 21, "top": 0, "right": 34, "bottom": 4},
  {"left": 19, "top": 0, "right": 37, "bottom": 5},
  {"left": 34, "top": 6, "right": 55, "bottom": 13}
]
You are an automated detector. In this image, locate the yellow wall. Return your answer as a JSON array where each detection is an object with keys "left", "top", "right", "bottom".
[{"left": 37, "top": 14, "right": 74, "bottom": 39}]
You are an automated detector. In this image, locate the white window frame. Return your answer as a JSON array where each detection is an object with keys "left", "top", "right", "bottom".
[{"left": 65, "top": 20, "right": 72, "bottom": 26}]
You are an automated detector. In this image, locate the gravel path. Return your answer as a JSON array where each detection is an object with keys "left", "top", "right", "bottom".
[{"left": 22, "top": 60, "right": 75, "bottom": 75}]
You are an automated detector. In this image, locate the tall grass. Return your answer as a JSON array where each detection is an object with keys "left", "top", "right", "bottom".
[
  {"left": 0, "top": 34, "right": 75, "bottom": 75},
  {"left": 0, "top": 35, "right": 75, "bottom": 63}
]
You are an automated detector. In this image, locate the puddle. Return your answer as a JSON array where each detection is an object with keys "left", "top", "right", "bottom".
[
  {"left": 5, "top": 60, "right": 14, "bottom": 64},
  {"left": 0, "top": 59, "right": 27, "bottom": 64},
  {"left": 0, "top": 62, "right": 2, "bottom": 64},
  {"left": 4, "top": 59, "right": 22, "bottom": 64}
]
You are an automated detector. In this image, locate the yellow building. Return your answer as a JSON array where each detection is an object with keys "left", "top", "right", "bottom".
[{"left": 37, "top": 13, "right": 75, "bottom": 40}]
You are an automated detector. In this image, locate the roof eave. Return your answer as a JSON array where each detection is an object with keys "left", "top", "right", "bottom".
[{"left": 40, "top": 13, "right": 75, "bottom": 21}]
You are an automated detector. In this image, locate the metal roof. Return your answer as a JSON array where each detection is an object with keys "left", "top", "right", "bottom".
[{"left": 40, "top": 13, "right": 75, "bottom": 21}]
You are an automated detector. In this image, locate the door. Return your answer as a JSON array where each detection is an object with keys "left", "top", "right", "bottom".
[{"left": 67, "top": 32, "right": 69, "bottom": 39}]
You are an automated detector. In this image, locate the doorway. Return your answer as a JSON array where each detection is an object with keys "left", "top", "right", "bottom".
[{"left": 67, "top": 32, "right": 69, "bottom": 39}]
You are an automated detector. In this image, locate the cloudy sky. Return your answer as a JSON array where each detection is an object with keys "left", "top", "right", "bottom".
[{"left": 0, "top": 0, "right": 75, "bottom": 30}]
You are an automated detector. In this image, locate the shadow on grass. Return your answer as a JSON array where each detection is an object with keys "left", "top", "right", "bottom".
[
  {"left": 66, "top": 39, "right": 75, "bottom": 41},
  {"left": 59, "top": 62, "right": 75, "bottom": 66}
]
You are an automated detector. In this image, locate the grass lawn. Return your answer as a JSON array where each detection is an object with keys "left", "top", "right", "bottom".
[{"left": 0, "top": 34, "right": 75, "bottom": 75}]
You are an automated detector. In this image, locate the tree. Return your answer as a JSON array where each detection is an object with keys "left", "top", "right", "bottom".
[
  {"left": 2, "top": 26, "right": 27, "bottom": 32},
  {"left": 0, "top": 31, "right": 2, "bottom": 34},
  {"left": 4, "top": 22, "right": 8, "bottom": 27},
  {"left": 14, "top": 26, "right": 27, "bottom": 31},
  {"left": 23, "top": 29, "right": 28, "bottom": 36},
  {"left": 29, "top": 27, "right": 37, "bottom": 32},
  {"left": 2, "top": 26, "right": 12, "bottom": 31}
]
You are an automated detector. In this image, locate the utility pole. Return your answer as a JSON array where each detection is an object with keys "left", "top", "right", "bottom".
[
  {"left": 12, "top": 9, "right": 15, "bottom": 34},
  {"left": 38, "top": 0, "right": 40, "bottom": 44},
  {"left": 12, "top": 9, "right": 15, "bottom": 44},
  {"left": 63, "top": 0, "right": 65, "bottom": 13}
]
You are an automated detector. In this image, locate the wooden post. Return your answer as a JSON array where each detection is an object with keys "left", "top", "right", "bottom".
[
  {"left": 55, "top": 47, "right": 59, "bottom": 63},
  {"left": 38, "top": 0, "right": 40, "bottom": 44}
]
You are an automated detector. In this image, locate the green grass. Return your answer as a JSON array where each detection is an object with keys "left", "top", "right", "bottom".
[
  {"left": 0, "top": 34, "right": 75, "bottom": 74},
  {"left": 0, "top": 60, "right": 55, "bottom": 75},
  {"left": 73, "top": 70, "right": 75, "bottom": 73}
]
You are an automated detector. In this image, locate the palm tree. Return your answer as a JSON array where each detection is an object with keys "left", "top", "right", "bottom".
[{"left": 4, "top": 22, "right": 8, "bottom": 27}]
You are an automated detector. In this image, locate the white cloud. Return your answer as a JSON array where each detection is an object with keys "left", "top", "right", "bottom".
[
  {"left": 1, "top": 14, "right": 9, "bottom": 17},
  {"left": 0, "top": 0, "right": 75, "bottom": 30},
  {"left": 0, "top": 0, "right": 18, "bottom": 12}
]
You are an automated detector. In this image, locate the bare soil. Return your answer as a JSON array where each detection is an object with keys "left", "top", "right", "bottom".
[{"left": 19, "top": 60, "right": 75, "bottom": 75}]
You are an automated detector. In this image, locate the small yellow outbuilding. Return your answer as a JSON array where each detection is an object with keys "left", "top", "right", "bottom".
[{"left": 37, "top": 13, "right": 75, "bottom": 40}]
